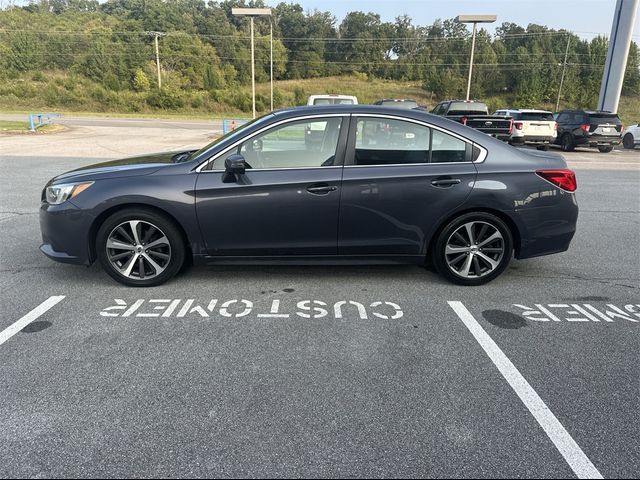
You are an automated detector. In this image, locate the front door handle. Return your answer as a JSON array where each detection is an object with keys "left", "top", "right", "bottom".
[
  {"left": 307, "top": 184, "right": 337, "bottom": 195},
  {"left": 431, "top": 178, "right": 461, "bottom": 188}
]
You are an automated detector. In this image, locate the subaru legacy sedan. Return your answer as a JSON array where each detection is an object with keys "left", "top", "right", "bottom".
[{"left": 40, "top": 106, "right": 578, "bottom": 287}]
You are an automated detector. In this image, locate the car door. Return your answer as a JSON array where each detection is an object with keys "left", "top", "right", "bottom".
[
  {"left": 195, "top": 114, "right": 348, "bottom": 256},
  {"left": 338, "top": 115, "right": 479, "bottom": 256}
]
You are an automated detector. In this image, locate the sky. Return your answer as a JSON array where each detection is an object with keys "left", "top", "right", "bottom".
[{"left": 291, "top": 0, "right": 640, "bottom": 40}]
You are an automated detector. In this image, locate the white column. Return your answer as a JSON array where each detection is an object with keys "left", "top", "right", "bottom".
[{"left": 598, "top": 0, "right": 639, "bottom": 113}]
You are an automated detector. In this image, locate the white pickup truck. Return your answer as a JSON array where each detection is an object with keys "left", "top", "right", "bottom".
[{"left": 494, "top": 109, "right": 557, "bottom": 150}]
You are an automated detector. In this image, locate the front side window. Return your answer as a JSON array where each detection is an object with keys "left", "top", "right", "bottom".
[
  {"left": 354, "top": 118, "right": 430, "bottom": 165},
  {"left": 211, "top": 117, "right": 343, "bottom": 170}
]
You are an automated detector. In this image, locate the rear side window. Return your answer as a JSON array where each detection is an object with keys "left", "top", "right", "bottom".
[
  {"left": 431, "top": 130, "right": 468, "bottom": 163},
  {"left": 353, "top": 117, "right": 473, "bottom": 165},
  {"left": 355, "top": 118, "right": 430, "bottom": 165}
]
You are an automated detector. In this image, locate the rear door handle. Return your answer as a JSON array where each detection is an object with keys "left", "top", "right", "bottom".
[
  {"left": 431, "top": 178, "right": 461, "bottom": 187},
  {"left": 307, "top": 183, "right": 337, "bottom": 195}
]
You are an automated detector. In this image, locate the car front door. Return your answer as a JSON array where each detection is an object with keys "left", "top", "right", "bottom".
[
  {"left": 338, "top": 115, "right": 479, "bottom": 256},
  {"left": 195, "top": 115, "right": 348, "bottom": 256}
]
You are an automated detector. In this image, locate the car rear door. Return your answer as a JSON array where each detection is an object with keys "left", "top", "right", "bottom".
[
  {"left": 195, "top": 114, "right": 348, "bottom": 256},
  {"left": 338, "top": 114, "right": 479, "bottom": 256}
]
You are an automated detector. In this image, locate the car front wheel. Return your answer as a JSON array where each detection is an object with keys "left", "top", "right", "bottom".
[
  {"left": 432, "top": 213, "right": 513, "bottom": 286},
  {"left": 96, "top": 208, "right": 185, "bottom": 287}
]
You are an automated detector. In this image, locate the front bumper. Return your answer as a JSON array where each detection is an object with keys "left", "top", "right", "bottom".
[{"left": 40, "top": 201, "right": 94, "bottom": 265}]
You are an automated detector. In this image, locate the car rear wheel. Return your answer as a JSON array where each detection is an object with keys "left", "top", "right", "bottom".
[
  {"left": 623, "top": 134, "right": 635, "bottom": 149},
  {"left": 96, "top": 208, "right": 185, "bottom": 287},
  {"left": 598, "top": 145, "right": 614, "bottom": 153},
  {"left": 432, "top": 212, "right": 513, "bottom": 286},
  {"left": 561, "top": 134, "right": 575, "bottom": 152}
]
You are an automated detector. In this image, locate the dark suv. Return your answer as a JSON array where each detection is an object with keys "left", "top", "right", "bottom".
[{"left": 554, "top": 110, "right": 623, "bottom": 153}]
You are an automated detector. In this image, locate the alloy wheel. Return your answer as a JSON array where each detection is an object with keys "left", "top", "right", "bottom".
[
  {"left": 445, "top": 221, "right": 505, "bottom": 278},
  {"left": 105, "top": 220, "right": 171, "bottom": 280}
]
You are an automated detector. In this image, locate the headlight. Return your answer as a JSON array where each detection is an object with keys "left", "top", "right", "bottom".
[{"left": 45, "top": 182, "right": 94, "bottom": 205}]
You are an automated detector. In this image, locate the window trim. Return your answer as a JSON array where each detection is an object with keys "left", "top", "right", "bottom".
[
  {"left": 344, "top": 113, "right": 487, "bottom": 168},
  {"left": 194, "top": 113, "right": 349, "bottom": 173}
]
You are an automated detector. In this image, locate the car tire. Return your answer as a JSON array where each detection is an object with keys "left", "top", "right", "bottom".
[
  {"left": 598, "top": 145, "right": 614, "bottom": 153},
  {"left": 96, "top": 208, "right": 185, "bottom": 287},
  {"left": 536, "top": 145, "right": 549, "bottom": 151},
  {"left": 561, "top": 133, "right": 575, "bottom": 152},
  {"left": 432, "top": 212, "right": 513, "bottom": 286},
  {"left": 623, "top": 134, "right": 635, "bottom": 149}
]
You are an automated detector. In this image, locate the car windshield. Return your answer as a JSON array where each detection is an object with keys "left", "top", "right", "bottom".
[
  {"left": 519, "top": 112, "right": 554, "bottom": 121},
  {"left": 448, "top": 109, "right": 488, "bottom": 116},
  {"left": 188, "top": 116, "right": 264, "bottom": 161},
  {"left": 588, "top": 113, "right": 621, "bottom": 124}
]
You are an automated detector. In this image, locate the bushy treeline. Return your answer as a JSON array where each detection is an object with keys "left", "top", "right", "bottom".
[{"left": 0, "top": 0, "right": 638, "bottom": 113}]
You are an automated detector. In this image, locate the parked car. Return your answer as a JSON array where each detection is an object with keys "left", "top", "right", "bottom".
[
  {"left": 307, "top": 94, "right": 358, "bottom": 106},
  {"left": 373, "top": 99, "right": 419, "bottom": 109},
  {"left": 306, "top": 95, "right": 358, "bottom": 147},
  {"left": 40, "top": 105, "right": 578, "bottom": 287},
  {"left": 431, "top": 100, "right": 513, "bottom": 141},
  {"left": 622, "top": 123, "right": 639, "bottom": 149},
  {"left": 554, "top": 110, "right": 623, "bottom": 152},
  {"left": 494, "top": 109, "right": 557, "bottom": 150}
]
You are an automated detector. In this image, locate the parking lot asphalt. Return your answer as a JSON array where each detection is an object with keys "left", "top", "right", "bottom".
[{"left": 0, "top": 125, "right": 639, "bottom": 477}]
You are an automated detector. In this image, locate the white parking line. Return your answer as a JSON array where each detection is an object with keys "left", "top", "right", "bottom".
[
  {"left": 448, "top": 301, "right": 603, "bottom": 480},
  {"left": 0, "top": 296, "right": 65, "bottom": 346}
]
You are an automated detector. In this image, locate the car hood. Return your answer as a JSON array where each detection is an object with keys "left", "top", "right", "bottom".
[{"left": 50, "top": 151, "right": 187, "bottom": 184}]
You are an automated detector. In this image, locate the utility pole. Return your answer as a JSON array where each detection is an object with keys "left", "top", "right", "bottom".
[
  {"left": 232, "top": 8, "right": 273, "bottom": 119},
  {"left": 556, "top": 34, "right": 571, "bottom": 112},
  {"left": 146, "top": 31, "right": 166, "bottom": 89}
]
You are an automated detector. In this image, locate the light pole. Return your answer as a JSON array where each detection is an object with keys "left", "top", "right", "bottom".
[
  {"left": 232, "top": 8, "right": 273, "bottom": 119},
  {"left": 455, "top": 15, "right": 496, "bottom": 101},
  {"left": 146, "top": 31, "right": 167, "bottom": 89}
]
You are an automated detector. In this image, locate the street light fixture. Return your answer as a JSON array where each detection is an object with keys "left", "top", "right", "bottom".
[
  {"left": 455, "top": 14, "right": 497, "bottom": 101},
  {"left": 232, "top": 7, "right": 273, "bottom": 119}
]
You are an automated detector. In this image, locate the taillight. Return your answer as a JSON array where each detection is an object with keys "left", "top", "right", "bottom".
[
  {"left": 621, "top": 125, "right": 624, "bottom": 133},
  {"left": 579, "top": 123, "right": 590, "bottom": 133},
  {"left": 461, "top": 116, "right": 468, "bottom": 126},
  {"left": 514, "top": 122, "right": 523, "bottom": 130},
  {"left": 508, "top": 118, "right": 513, "bottom": 134},
  {"left": 554, "top": 122, "right": 558, "bottom": 131},
  {"left": 536, "top": 169, "right": 577, "bottom": 192}
]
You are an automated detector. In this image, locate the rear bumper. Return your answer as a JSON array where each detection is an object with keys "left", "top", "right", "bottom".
[
  {"left": 575, "top": 135, "right": 621, "bottom": 146},
  {"left": 39, "top": 201, "right": 93, "bottom": 265},
  {"left": 510, "top": 135, "right": 555, "bottom": 145},
  {"left": 514, "top": 193, "right": 579, "bottom": 259}
]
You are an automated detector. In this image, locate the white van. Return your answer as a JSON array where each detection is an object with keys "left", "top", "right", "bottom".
[{"left": 307, "top": 94, "right": 358, "bottom": 106}]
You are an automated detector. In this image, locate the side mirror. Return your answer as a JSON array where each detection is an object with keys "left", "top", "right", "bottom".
[
  {"left": 223, "top": 154, "right": 246, "bottom": 183},
  {"left": 225, "top": 154, "right": 246, "bottom": 175}
]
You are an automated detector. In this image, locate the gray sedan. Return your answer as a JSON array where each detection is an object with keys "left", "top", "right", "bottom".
[{"left": 39, "top": 105, "right": 578, "bottom": 286}]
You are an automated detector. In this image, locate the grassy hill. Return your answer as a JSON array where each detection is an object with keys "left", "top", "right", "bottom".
[{"left": 1, "top": 72, "right": 638, "bottom": 125}]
